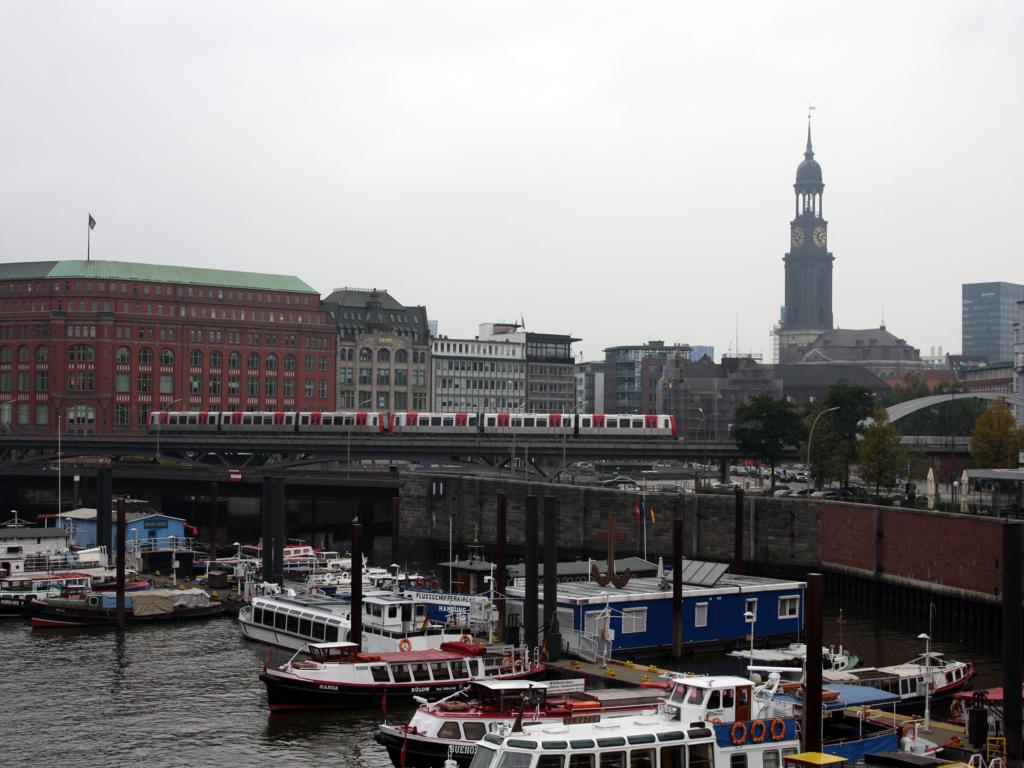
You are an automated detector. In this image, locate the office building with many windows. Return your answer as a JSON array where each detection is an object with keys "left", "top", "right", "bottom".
[
  {"left": 323, "top": 288, "right": 431, "bottom": 412},
  {"left": 478, "top": 323, "right": 579, "bottom": 413},
  {"left": 963, "top": 282, "right": 1024, "bottom": 365},
  {"left": 0, "top": 260, "right": 335, "bottom": 433},
  {"left": 430, "top": 335, "right": 526, "bottom": 412}
]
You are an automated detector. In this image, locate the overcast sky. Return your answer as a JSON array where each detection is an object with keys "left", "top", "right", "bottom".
[{"left": 1, "top": 2, "right": 1021, "bottom": 361}]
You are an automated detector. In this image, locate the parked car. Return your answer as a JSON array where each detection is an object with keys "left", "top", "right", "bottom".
[
  {"left": 602, "top": 476, "right": 638, "bottom": 489},
  {"left": 810, "top": 489, "right": 839, "bottom": 499},
  {"left": 773, "top": 488, "right": 792, "bottom": 497}
]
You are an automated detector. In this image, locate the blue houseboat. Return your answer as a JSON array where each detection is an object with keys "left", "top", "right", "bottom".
[{"left": 506, "top": 561, "right": 805, "bottom": 657}]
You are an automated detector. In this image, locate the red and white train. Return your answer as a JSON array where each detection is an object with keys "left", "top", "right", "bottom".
[{"left": 147, "top": 411, "right": 677, "bottom": 439}]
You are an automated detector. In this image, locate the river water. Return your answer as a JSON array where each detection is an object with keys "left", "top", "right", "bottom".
[{"left": 0, "top": 597, "right": 1003, "bottom": 768}]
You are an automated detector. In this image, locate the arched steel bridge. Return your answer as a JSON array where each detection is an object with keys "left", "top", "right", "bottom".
[{"left": 885, "top": 392, "right": 1024, "bottom": 423}]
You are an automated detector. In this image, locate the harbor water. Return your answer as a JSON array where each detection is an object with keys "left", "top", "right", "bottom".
[{"left": 0, "top": 598, "right": 1003, "bottom": 767}]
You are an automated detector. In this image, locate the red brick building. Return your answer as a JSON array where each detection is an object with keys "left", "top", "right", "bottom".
[{"left": 0, "top": 260, "right": 335, "bottom": 434}]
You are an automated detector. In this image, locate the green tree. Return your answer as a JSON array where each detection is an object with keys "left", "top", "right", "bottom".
[
  {"left": 731, "top": 394, "right": 807, "bottom": 490},
  {"left": 805, "top": 383, "right": 875, "bottom": 487},
  {"left": 857, "top": 409, "right": 907, "bottom": 494},
  {"left": 970, "top": 397, "right": 1023, "bottom": 468}
]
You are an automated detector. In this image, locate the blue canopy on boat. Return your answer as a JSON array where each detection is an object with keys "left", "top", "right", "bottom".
[{"left": 774, "top": 684, "right": 900, "bottom": 711}]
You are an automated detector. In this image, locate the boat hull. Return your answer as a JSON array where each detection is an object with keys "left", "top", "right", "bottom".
[
  {"left": 375, "top": 727, "right": 478, "bottom": 768},
  {"left": 260, "top": 667, "right": 544, "bottom": 711},
  {"left": 29, "top": 602, "right": 226, "bottom": 627}
]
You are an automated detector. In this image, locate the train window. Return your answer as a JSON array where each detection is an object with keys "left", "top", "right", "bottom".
[
  {"left": 536, "top": 419, "right": 547, "bottom": 427},
  {"left": 431, "top": 417, "right": 442, "bottom": 427},
  {"left": 468, "top": 416, "right": 478, "bottom": 426},
  {"left": 523, "top": 418, "right": 535, "bottom": 427},
  {"left": 582, "top": 418, "right": 591, "bottom": 427},
  {"left": 188, "top": 415, "right": 197, "bottom": 425},
  {"left": 511, "top": 418, "right": 522, "bottom": 428},
  {"left": 299, "top": 414, "right": 308, "bottom": 425},
  {"left": 486, "top": 417, "right": 496, "bottom": 427},
  {"left": 322, "top": 415, "right": 334, "bottom": 426},
  {"left": 442, "top": 417, "right": 454, "bottom": 427},
  {"left": 607, "top": 419, "right": 618, "bottom": 428},
  {"left": 631, "top": 420, "right": 641, "bottom": 428}
]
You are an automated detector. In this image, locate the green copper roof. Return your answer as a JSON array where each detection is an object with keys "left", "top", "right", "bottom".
[{"left": 45, "top": 260, "right": 317, "bottom": 294}]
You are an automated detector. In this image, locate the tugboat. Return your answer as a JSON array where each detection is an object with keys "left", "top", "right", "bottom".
[
  {"left": 822, "top": 652, "right": 974, "bottom": 707},
  {"left": 375, "top": 678, "right": 668, "bottom": 768},
  {"left": 260, "top": 640, "right": 543, "bottom": 710}
]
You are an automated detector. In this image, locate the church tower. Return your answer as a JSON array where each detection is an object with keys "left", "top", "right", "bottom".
[{"left": 781, "top": 125, "right": 834, "bottom": 334}]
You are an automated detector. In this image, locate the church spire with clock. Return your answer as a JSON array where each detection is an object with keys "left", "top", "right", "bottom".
[{"left": 781, "top": 123, "right": 834, "bottom": 333}]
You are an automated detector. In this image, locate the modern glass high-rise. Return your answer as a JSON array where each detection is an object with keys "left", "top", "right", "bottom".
[{"left": 962, "top": 282, "right": 1024, "bottom": 364}]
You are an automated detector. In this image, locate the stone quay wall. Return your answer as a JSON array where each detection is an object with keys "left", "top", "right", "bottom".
[{"left": 400, "top": 474, "right": 1018, "bottom": 606}]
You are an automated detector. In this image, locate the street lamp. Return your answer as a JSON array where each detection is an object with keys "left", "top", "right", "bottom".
[
  {"left": 347, "top": 398, "right": 374, "bottom": 478},
  {"left": 917, "top": 632, "right": 931, "bottom": 730},
  {"left": 807, "top": 406, "right": 840, "bottom": 490},
  {"left": 155, "top": 398, "right": 183, "bottom": 462}
]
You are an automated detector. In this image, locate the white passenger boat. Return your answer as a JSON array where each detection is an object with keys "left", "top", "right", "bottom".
[
  {"left": 260, "top": 640, "right": 542, "bottom": 711},
  {"left": 238, "top": 591, "right": 467, "bottom": 652},
  {"left": 375, "top": 678, "right": 668, "bottom": 768},
  {"left": 821, "top": 652, "right": 974, "bottom": 707},
  {"left": 465, "top": 708, "right": 800, "bottom": 768},
  {"left": 728, "top": 643, "right": 858, "bottom": 673}
]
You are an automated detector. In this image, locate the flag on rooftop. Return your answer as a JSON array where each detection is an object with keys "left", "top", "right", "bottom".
[{"left": 88, "top": 214, "right": 96, "bottom": 230}]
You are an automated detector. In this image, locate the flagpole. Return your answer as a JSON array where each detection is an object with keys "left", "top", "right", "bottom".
[{"left": 87, "top": 220, "right": 90, "bottom": 262}]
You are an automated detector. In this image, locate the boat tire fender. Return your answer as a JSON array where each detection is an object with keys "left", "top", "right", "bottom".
[
  {"left": 398, "top": 638, "right": 413, "bottom": 652},
  {"left": 750, "top": 719, "right": 767, "bottom": 743},
  {"left": 730, "top": 721, "right": 747, "bottom": 745},
  {"left": 769, "top": 718, "right": 786, "bottom": 741}
]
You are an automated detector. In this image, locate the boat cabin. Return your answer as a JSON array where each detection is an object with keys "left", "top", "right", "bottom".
[
  {"left": 467, "top": 680, "right": 553, "bottom": 712},
  {"left": 665, "top": 675, "right": 755, "bottom": 723},
  {"left": 784, "top": 753, "right": 848, "bottom": 768},
  {"left": 305, "top": 641, "right": 363, "bottom": 663},
  {"left": 362, "top": 593, "right": 430, "bottom": 636}
]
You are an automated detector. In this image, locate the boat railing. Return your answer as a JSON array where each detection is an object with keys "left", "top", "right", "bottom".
[
  {"left": 125, "top": 536, "right": 197, "bottom": 554},
  {"left": 560, "top": 626, "right": 611, "bottom": 667}
]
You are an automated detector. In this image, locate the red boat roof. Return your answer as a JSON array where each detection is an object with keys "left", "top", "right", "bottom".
[{"left": 375, "top": 649, "right": 469, "bottom": 663}]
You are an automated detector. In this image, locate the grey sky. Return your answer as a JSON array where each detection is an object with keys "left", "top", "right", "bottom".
[{"left": 2, "top": 2, "right": 1020, "bottom": 362}]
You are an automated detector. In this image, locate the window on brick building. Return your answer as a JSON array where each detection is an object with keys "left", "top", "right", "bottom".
[
  {"left": 36, "top": 371, "right": 47, "bottom": 392},
  {"left": 17, "top": 346, "right": 28, "bottom": 363},
  {"left": 116, "top": 404, "right": 129, "bottom": 426},
  {"left": 35, "top": 403, "right": 48, "bottom": 425},
  {"left": 266, "top": 354, "right": 278, "bottom": 370},
  {"left": 284, "top": 354, "right": 295, "bottom": 371},
  {"left": 137, "top": 404, "right": 150, "bottom": 426},
  {"left": 305, "top": 355, "right": 315, "bottom": 372},
  {"left": 190, "top": 350, "right": 202, "bottom": 367},
  {"left": 160, "top": 374, "right": 173, "bottom": 394},
  {"left": 68, "top": 345, "right": 95, "bottom": 363},
  {"left": 283, "top": 378, "right": 294, "bottom": 397},
  {"left": 210, "top": 351, "right": 222, "bottom": 367},
  {"left": 305, "top": 379, "right": 314, "bottom": 397},
  {"left": 247, "top": 377, "right": 258, "bottom": 397},
  {"left": 36, "top": 345, "right": 48, "bottom": 363},
  {"left": 190, "top": 375, "right": 202, "bottom": 395},
  {"left": 209, "top": 375, "right": 221, "bottom": 395},
  {"left": 228, "top": 351, "right": 240, "bottom": 368},
  {"left": 248, "top": 352, "right": 260, "bottom": 369},
  {"left": 265, "top": 378, "right": 277, "bottom": 397},
  {"left": 227, "top": 376, "right": 239, "bottom": 396},
  {"left": 138, "top": 372, "right": 151, "bottom": 393},
  {"left": 138, "top": 347, "right": 152, "bottom": 365},
  {"left": 395, "top": 349, "right": 408, "bottom": 364},
  {"left": 160, "top": 349, "right": 174, "bottom": 365}
]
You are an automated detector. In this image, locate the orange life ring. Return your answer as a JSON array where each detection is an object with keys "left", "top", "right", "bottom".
[
  {"left": 398, "top": 638, "right": 413, "bottom": 652},
  {"left": 730, "top": 721, "right": 747, "bottom": 745},
  {"left": 749, "top": 720, "right": 767, "bottom": 743},
  {"left": 769, "top": 718, "right": 786, "bottom": 741}
]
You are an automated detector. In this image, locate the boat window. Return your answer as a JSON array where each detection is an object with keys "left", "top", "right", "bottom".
[
  {"left": 468, "top": 746, "right": 497, "bottom": 768},
  {"left": 275, "top": 612, "right": 287, "bottom": 629},
  {"left": 371, "top": 666, "right": 390, "bottom": 683},
  {"left": 539, "top": 756, "right": 566, "bottom": 768},
  {"left": 497, "top": 753, "right": 534, "bottom": 768},
  {"left": 627, "top": 736, "right": 655, "bottom": 745},
  {"left": 660, "top": 745, "right": 684, "bottom": 768},
  {"left": 464, "top": 722, "right": 486, "bottom": 741},
  {"left": 782, "top": 749, "right": 798, "bottom": 758},
  {"left": 299, "top": 618, "right": 311, "bottom": 636},
  {"left": 325, "top": 625, "right": 339, "bottom": 642},
  {"left": 688, "top": 744, "right": 713, "bottom": 768},
  {"left": 411, "top": 663, "right": 430, "bottom": 682},
  {"left": 262, "top": 610, "right": 275, "bottom": 626},
  {"left": 286, "top": 615, "right": 299, "bottom": 633},
  {"left": 569, "top": 757, "right": 595, "bottom": 768},
  {"left": 392, "top": 665, "right": 411, "bottom": 683},
  {"left": 389, "top": 606, "right": 398, "bottom": 619},
  {"left": 629, "top": 749, "right": 655, "bottom": 768},
  {"left": 451, "top": 660, "right": 468, "bottom": 678},
  {"left": 707, "top": 691, "right": 720, "bottom": 709},
  {"left": 570, "top": 741, "right": 596, "bottom": 749},
  {"left": 597, "top": 739, "right": 626, "bottom": 748},
  {"left": 431, "top": 662, "right": 451, "bottom": 680},
  {"left": 722, "top": 689, "right": 734, "bottom": 708},
  {"left": 764, "top": 750, "right": 781, "bottom": 768},
  {"left": 312, "top": 622, "right": 326, "bottom": 640},
  {"left": 438, "top": 722, "right": 462, "bottom": 739},
  {"left": 543, "top": 742, "right": 569, "bottom": 751},
  {"left": 730, "top": 756, "right": 747, "bottom": 768},
  {"left": 598, "top": 752, "right": 625, "bottom": 768},
  {"left": 253, "top": 607, "right": 263, "bottom": 624}
]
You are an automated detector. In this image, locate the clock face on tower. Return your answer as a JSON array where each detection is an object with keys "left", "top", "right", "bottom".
[
  {"left": 791, "top": 227, "right": 805, "bottom": 248},
  {"left": 812, "top": 226, "right": 827, "bottom": 247}
]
